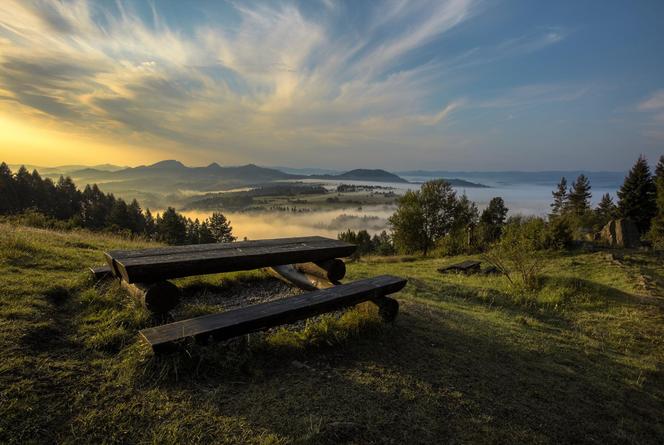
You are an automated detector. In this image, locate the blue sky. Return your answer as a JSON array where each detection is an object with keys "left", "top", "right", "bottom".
[{"left": 0, "top": 0, "right": 662, "bottom": 170}]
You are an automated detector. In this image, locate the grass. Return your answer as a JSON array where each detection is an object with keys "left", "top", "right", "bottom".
[{"left": 0, "top": 222, "right": 663, "bottom": 444}]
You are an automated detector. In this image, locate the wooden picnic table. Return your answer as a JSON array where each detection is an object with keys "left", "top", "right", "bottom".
[{"left": 94, "top": 236, "right": 407, "bottom": 352}]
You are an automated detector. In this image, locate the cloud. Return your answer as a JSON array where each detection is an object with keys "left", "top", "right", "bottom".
[
  {"left": 0, "top": 0, "right": 573, "bottom": 167},
  {"left": 637, "top": 90, "right": 664, "bottom": 142},
  {"left": 638, "top": 90, "right": 664, "bottom": 111}
]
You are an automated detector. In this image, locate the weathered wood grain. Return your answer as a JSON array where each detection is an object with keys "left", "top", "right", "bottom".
[
  {"left": 266, "top": 264, "right": 335, "bottom": 291},
  {"left": 104, "top": 236, "right": 356, "bottom": 283},
  {"left": 295, "top": 258, "right": 346, "bottom": 282},
  {"left": 121, "top": 280, "right": 181, "bottom": 314},
  {"left": 139, "top": 275, "right": 406, "bottom": 353}
]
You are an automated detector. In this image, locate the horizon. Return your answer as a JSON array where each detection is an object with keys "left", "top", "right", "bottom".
[
  {"left": 0, "top": 1, "right": 662, "bottom": 170},
  {"left": 3, "top": 158, "right": 638, "bottom": 175}
]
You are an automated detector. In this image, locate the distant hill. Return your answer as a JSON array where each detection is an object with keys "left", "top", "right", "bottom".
[
  {"left": 68, "top": 160, "right": 296, "bottom": 193},
  {"left": 311, "top": 169, "right": 409, "bottom": 183}
]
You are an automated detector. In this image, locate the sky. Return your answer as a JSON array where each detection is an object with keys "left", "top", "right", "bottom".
[{"left": 0, "top": 0, "right": 662, "bottom": 171}]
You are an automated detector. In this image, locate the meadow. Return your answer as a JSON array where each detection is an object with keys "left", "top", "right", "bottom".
[{"left": 0, "top": 222, "right": 662, "bottom": 444}]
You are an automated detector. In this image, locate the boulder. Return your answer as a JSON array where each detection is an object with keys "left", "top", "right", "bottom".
[{"left": 599, "top": 219, "right": 640, "bottom": 248}]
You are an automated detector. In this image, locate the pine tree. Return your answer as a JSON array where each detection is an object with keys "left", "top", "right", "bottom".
[
  {"left": 595, "top": 193, "right": 617, "bottom": 225},
  {"left": 649, "top": 155, "right": 664, "bottom": 243},
  {"left": 568, "top": 174, "right": 592, "bottom": 216},
  {"left": 0, "top": 162, "right": 17, "bottom": 213},
  {"left": 198, "top": 221, "right": 216, "bottom": 243},
  {"left": 156, "top": 207, "right": 187, "bottom": 245},
  {"left": 479, "top": 197, "right": 508, "bottom": 242},
  {"left": 14, "top": 166, "right": 34, "bottom": 211},
  {"left": 617, "top": 155, "right": 657, "bottom": 233},
  {"left": 550, "top": 177, "right": 568, "bottom": 216},
  {"left": 208, "top": 212, "right": 236, "bottom": 243},
  {"left": 144, "top": 209, "right": 156, "bottom": 238}
]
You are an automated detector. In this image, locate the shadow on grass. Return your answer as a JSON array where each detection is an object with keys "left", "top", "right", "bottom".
[{"left": 110, "top": 297, "right": 663, "bottom": 444}]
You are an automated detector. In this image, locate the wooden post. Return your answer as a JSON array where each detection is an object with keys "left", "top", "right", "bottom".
[
  {"left": 371, "top": 296, "right": 399, "bottom": 322},
  {"left": 295, "top": 258, "right": 346, "bottom": 282},
  {"left": 266, "top": 264, "right": 335, "bottom": 291},
  {"left": 120, "top": 280, "right": 180, "bottom": 314}
]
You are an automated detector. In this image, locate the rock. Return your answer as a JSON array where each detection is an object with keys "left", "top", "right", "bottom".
[{"left": 599, "top": 219, "right": 640, "bottom": 248}]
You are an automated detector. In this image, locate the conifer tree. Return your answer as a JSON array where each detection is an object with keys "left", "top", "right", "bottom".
[
  {"left": 595, "top": 193, "right": 617, "bottom": 225},
  {"left": 648, "top": 155, "right": 664, "bottom": 243},
  {"left": 208, "top": 212, "right": 236, "bottom": 243},
  {"left": 144, "top": 208, "right": 156, "bottom": 238},
  {"left": 198, "top": 221, "right": 216, "bottom": 243},
  {"left": 550, "top": 177, "right": 568, "bottom": 216},
  {"left": 0, "top": 162, "right": 17, "bottom": 213},
  {"left": 156, "top": 207, "right": 188, "bottom": 245},
  {"left": 617, "top": 155, "right": 657, "bottom": 233},
  {"left": 479, "top": 197, "right": 508, "bottom": 242},
  {"left": 568, "top": 174, "right": 592, "bottom": 216}
]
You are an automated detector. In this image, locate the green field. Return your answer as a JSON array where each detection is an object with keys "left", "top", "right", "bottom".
[{"left": 1, "top": 223, "right": 663, "bottom": 444}]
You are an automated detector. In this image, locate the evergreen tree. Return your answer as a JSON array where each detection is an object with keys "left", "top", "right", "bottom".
[
  {"left": 14, "top": 166, "right": 34, "bottom": 211},
  {"left": 156, "top": 207, "right": 187, "bottom": 245},
  {"left": 144, "top": 208, "right": 156, "bottom": 238},
  {"left": 568, "top": 174, "right": 592, "bottom": 216},
  {"left": 649, "top": 156, "right": 664, "bottom": 243},
  {"left": 617, "top": 155, "right": 657, "bottom": 233},
  {"left": 126, "top": 199, "right": 146, "bottom": 234},
  {"left": 198, "top": 221, "right": 216, "bottom": 243},
  {"left": 479, "top": 197, "right": 509, "bottom": 243},
  {"left": 550, "top": 177, "right": 568, "bottom": 216},
  {"left": 55, "top": 176, "right": 81, "bottom": 219},
  {"left": 108, "top": 199, "right": 130, "bottom": 230},
  {"left": 208, "top": 212, "right": 236, "bottom": 243},
  {"left": 595, "top": 193, "right": 617, "bottom": 225},
  {"left": 0, "top": 162, "right": 17, "bottom": 213}
]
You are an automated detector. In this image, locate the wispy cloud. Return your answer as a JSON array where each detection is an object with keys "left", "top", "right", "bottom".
[
  {"left": 637, "top": 90, "right": 664, "bottom": 141},
  {"left": 0, "top": 0, "right": 576, "bottom": 167}
]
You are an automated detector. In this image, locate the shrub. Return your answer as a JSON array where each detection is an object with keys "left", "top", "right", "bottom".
[
  {"left": 482, "top": 217, "right": 547, "bottom": 292},
  {"left": 544, "top": 217, "right": 574, "bottom": 249}
]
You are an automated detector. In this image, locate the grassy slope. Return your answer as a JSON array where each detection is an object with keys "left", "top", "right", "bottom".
[{"left": 0, "top": 223, "right": 662, "bottom": 444}]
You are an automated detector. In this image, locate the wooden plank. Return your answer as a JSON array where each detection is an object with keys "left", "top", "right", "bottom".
[
  {"left": 105, "top": 236, "right": 356, "bottom": 283},
  {"left": 89, "top": 265, "right": 113, "bottom": 280},
  {"left": 438, "top": 260, "right": 481, "bottom": 273},
  {"left": 139, "top": 275, "right": 406, "bottom": 352},
  {"left": 107, "top": 236, "right": 328, "bottom": 260}
]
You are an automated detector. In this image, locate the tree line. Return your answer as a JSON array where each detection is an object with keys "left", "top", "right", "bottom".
[
  {"left": 0, "top": 163, "right": 235, "bottom": 245},
  {"left": 550, "top": 155, "right": 664, "bottom": 239},
  {"left": 340, "top": 154, "right": 664, "bottom": 257}
]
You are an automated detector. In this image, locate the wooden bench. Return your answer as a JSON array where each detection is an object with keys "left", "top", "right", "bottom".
[
  {"left": 139, "top": 275, "right": 406, "bottom": 353},
  {"left": 437, "top": 260, "right": 481, "bottom": 274}
]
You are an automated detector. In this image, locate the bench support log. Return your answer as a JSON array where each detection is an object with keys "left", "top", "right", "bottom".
[
  {"left": 266, "top": 264, "right": 335, "bottom": 291},
  {"left": 295, "top": 259, "right": 346, "bottom": 282},
  {"left": 120, "top": 280, "right": 180, "bottom": 314}
]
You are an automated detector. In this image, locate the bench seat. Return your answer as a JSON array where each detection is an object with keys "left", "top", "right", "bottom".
[{"left": 140, "top": 275, "right": 406, "bottom": 353}]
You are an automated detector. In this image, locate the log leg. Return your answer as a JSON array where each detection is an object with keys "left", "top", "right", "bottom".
[
  {"left": 295, "top": 259, "right": 346, "bottom": 282},
  {"left": 371, "top": 296, "right": 399, "bottom": 322},
  {"left": 120, "top": 280, "right": 180, "bottom": 314}
]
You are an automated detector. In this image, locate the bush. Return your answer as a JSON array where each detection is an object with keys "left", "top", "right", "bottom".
[
  {"left": 544, "top": 217, "right": 574, "bottom": 249},
  {"left": 482, "top": 217, "right": 547, "bottom": 292}
]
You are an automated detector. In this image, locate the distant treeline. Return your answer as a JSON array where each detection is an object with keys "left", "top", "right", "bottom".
[
  {"left": 340, "top": 155, "right": 664, "bottom": 257},
  {"left": 0, "top": 163, "right": 235, "bottom": 245}
]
